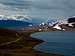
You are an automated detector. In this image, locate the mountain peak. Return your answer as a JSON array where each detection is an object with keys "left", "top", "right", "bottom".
[{"left": 0, "top": 15, "right": 32, "bottom": 22}]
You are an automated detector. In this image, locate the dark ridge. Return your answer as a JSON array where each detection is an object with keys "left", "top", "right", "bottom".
[
  {"left": 0, "top": 20, "right": 32, "bottom": 26},
  {"left": 68, "top": 17, "right": 75, "bottom": 23}
]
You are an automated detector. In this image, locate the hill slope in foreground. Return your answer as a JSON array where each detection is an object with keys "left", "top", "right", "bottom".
[{"left": 0, "top": 28, "right": 63, "bottom": 56}]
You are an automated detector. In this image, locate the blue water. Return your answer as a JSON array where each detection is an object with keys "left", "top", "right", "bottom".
[{"left": 31, "top": 31, "right": 75, "bottom": 56}]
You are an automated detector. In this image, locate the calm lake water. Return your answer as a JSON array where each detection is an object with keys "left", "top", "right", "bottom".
[{"left": 31, "top": 31, "right": 75, "bottom": 56}]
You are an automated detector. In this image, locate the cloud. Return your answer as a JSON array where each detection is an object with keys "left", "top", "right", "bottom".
[
  {"left": 0, "top": 0, "right": 75, "bottom": 17},
  {"left": 0, "top": 0, "right": 32, "bottom": 16},
  {"left": 31, "top": 0, "right": 75, "bottom": 17},
  {"left": 0, "top": 0, "right": 32, "bottom": 9}
]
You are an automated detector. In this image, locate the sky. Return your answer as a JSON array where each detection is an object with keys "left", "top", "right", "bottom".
[{"left": 0, "top": 0, "right": 75, "bottom": 18}]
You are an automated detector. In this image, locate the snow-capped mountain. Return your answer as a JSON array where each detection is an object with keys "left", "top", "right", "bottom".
[
  {"left": 0, "top": 15, "right": 32, "bottom": 23},
  {"left": 0, "top": 15, "right": 33, "bottom": 29},
  {"left": 0, "top": 15, "right": 69, "bottom": 27},
  {"left": 0, "top": 15, "right": 68, "bottom": 25},
  {"left": 39, "top": 18, "right": 68, "bottom": 26},
  {"left": 46, "top": 18, "right": 68, "bottom": 26}
]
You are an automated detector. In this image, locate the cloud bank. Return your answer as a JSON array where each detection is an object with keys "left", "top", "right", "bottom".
[{"left": 0, "top": 0, "right": 75, "bottom": 17}]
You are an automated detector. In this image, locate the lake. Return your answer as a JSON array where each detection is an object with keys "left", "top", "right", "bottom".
[{"left": 31, "top": 31, "right": 75, "bottom": 56}]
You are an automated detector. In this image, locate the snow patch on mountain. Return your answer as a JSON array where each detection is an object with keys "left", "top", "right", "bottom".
[
  {"left": 46, "top": 18, "right": 68, "bottom": 26},
  {"left": 0, "top": 15, "right": 32, "bottom": 23}
]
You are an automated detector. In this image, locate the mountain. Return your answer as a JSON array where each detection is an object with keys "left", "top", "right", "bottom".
[
  {"left": 0, "top": 15, "right": 33, "bottom": 29},
  {"left": 0, "top": 15, "right": 32, "bottom": 23},
  {"left": 0, "top": 20, "right": 33, "bottom": 29},
  {"left": 68, "top": 17, "right": 75, "bottom": 23},
  {"left": 0, "top": 15, "right": 69, "bottom": 27},
  {"left": 46, "top": 18, "right": 68, "bottom": 26}
]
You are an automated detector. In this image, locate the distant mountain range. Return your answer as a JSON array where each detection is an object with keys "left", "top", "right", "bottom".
[
  {"left": 0, "top": 15, "right": 68, "bottom": 24},
  {"left": 0, "top": 15, "right": 32, "bottom": 22},
  {"left": 0, "top": 20, "right": 33, "bottom": 29},
  {"left": 0, "top": 15, "right": 69, "bottom": 29},
  {"left": 0, "top": 15, "right": 33, "bottom": 29},
  {"left": 0, "top": 15, "right": 74, "bottom": 31}
]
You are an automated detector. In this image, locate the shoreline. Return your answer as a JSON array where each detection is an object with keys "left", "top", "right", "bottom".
[{"left": 0, "top": 28, "right": 63, "bottom": 56}]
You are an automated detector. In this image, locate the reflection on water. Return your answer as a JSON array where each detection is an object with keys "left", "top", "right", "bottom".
[{"left": 31, "top": 31, "right": 75, "bottom": 56}]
